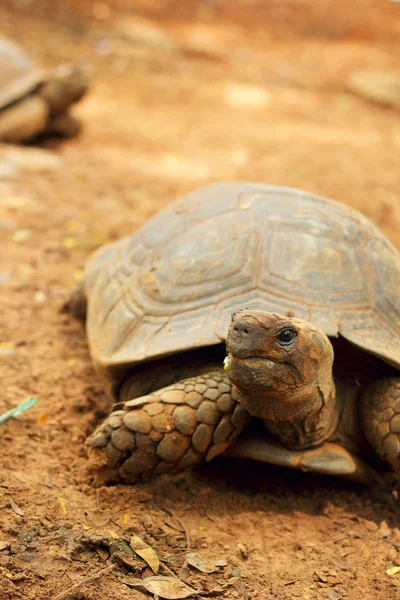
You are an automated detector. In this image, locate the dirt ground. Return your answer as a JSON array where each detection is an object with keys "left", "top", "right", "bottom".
[{"left": 2, "top": 1, "right": 400, "bottom": 599}]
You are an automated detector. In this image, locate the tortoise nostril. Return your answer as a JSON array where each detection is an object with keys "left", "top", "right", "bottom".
[
  {"left": 243, "top": 328, "right": 249, "bottom": 335},
  {"left": 233, "top": 326, "right": 239, "bottom": 332}
]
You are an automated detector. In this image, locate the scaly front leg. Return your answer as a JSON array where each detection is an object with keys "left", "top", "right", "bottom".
[{"left": 86, "top": 369, "right": 250, "bottom": 484}]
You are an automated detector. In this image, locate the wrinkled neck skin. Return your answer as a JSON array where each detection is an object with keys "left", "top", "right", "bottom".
[{"left": 233, "top": 365, "right": 339, "bottom": 450}]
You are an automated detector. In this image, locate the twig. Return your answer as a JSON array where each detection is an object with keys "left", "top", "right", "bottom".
[
  {"left": 175, "top": 515, "right": 191, "bottom": 551},
  {"left": 53, "top": 565, "right": 114, "bottom": 600},
  {"left": 159, "top": 506, "right": 191, "bottom": 550}
]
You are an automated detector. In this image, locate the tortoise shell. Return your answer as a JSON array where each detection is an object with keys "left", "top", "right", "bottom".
[
  {"left": 0, "top": 36, "right": 45, "bottom": 110},
  {"left": 81, "top": 182, "right": 400, "bottom": 394}
]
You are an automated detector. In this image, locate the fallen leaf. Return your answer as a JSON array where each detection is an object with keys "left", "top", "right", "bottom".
[
  {"left": 57, "top": 497, "right": 67, "bottom": 514},
  {"left": 62, "top": 236, "right": 80, "bottom": 249},
  {"left": 0, "top": 541, "right": 11, "bottom": 550},
  {"left": 141, "top": 576, "right": 196, "bottom": 599},
  {"left": 37, "top": 413, "right": 48, "bottom": 424},
  {"left": 9, "top": 499, "right": 24, "bottom": 516},
  {"left": 12, "top": 229, "right": 31, "bottom": 243},
  {"left": 123, "top": 513, "right": 131, "bottom": 524},
  {"left": 108, "top": 530, "right": 119, "bottom": 539},
  {"left": 130, "top": 534, "right": 160, "bottom": 573},
  {"left": 82, "top": 524, "right": 91, "bottom": 531},
  {"left": 185, "top": 552, "right": 219, "bottom": 573},
  {"left": 387, "top": 566, "right": 400, "bottom": 576}
]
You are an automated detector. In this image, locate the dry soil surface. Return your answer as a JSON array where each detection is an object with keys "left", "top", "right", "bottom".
[{"left": 2, "top": 2, "right": 400, "bottom": 599}]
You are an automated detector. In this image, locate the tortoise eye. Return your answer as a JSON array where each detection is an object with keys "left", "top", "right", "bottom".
[{"left": 276, "top": 328, "right": 297, "bottom": 346}]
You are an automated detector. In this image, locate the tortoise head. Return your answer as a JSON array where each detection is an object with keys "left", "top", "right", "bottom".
[
  {"left": 225, "top": 310, "right": 334, "bottom": 422},
  {"left": 41, "top": 64, "right": 89, "bottom": 115}
]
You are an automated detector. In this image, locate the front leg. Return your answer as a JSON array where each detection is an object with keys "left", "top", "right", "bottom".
[
  {"left": 86, "top": 370, "right": 250, "bottom": 484},
  {"left": 361, "top": 377, "right": 400, "bottom": 474}
]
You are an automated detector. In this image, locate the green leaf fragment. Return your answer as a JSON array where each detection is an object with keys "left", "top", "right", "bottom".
[
  {"left": 0, "top": 397, "right": 37, "bottom": 425},
  {"left": 265, "top": 381, "right": 273, "bottom": 389}
]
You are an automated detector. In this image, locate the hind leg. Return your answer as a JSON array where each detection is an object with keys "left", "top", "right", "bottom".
[
  {"left": 361, "top": 377, "right": 400, "bottom": 474},
  {"left": 86, "top": 370, "right": 250, "bottom": 484}
]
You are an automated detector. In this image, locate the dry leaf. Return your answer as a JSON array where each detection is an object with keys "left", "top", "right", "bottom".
[
  {"left": 37, "top": 413, "right": 48, "bottom": 424},
  {"left": 130, "top": 535, "right": 159, "bottom": 573},
  {"left": 0, "top": 541, "right": 11, "bottom": 550},
  {"left": 57, "top": 497, "right": 67, "bottom": 514},
  {"left": 82, "top": 524, "right": 91, "bottom": 531},
  {"left": 386, "top": 566, "right": 400, "bottom": 576},
  {"left": 185, "top": 552, "right": 219, "bottom": 573},
  {"left": 9, "top": 499, "right": 24, "bottom": 516},
  {"left": 141, "top": 576, "right": 196, "bottom": 599},
  {"left": 123, "top": 513, "right": 131, "bottom": 524},
  {"left": 108, "top": 530, "right": 119, "bottom": 539}
]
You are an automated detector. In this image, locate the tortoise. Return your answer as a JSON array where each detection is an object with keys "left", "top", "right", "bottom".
[
  {"left": 70, "top": 182, "right": 400, "bottom": 485},
  {"left": 0, "top": 36, "right": 88, "bottom": 143}
]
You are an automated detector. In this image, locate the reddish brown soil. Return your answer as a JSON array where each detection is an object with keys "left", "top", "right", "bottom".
[{"left": 2, "top": 2, "right": 400, "bottom": 599}]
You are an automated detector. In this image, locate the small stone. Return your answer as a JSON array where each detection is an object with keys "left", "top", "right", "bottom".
[
  {"left": 143, "top": 402, "right": 165, "bottom": 416},
  {"left": 206, "top": 442, "right": 229, "bottom": 462},
  {"left": 124, "top": 410, "right": 152, "bottom": 433},
  {"left": 196, "top": 401, "right": 219, "bottom": 425},
  {"left": 86, "top": 431, "right": 109, "bottom": 447},
  {"left": 157, "top": 433, "right": 191, "bottom": 462},
  {"left": 185, "top": 385, "right": 194, "bottom": 392},
  {"left": 173, "top": 406, "right": 197, "bottom": 435},
  {"left": 231, "top": 405, "right": 249, "bottom": 429},
  {"left": 125, "top": 395, "right": 157, "bottom": 409},
  {"left": 159, "top": 390, "right": 186, "bottom": 404},
  {"left": 217, "top": 393, "right": 235, "bottom": 413},
  {"left": 178, "top": 448, "right": 203, "bottom": 469},
  {"left": 213, "top": 415, "right": 234, "bottom": 444},
  {"left": 186, "top": 391, "right": 203, "bottom": 408},
  {"left": 152, "top": 411, "right": 174, "bottom": 433},
  {"left": 192, "top": 423, "right": 213, "bottom": 453},
  {"left": 204, "top": 388, "right": 220, "bottom": 401},
  {"left": 106, "top": 441, "right": 122, "bottom": 466},
  {"left": 109, "top": 415, "right": 123, "bottom": 429},
  {"left": 111, "top": 428, "right": 136, "bottom": 451}
]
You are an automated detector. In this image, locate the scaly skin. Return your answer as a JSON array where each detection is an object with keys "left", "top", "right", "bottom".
[
  {"left": 361, "top": 377, "right": 400, "bottom": 474},
  {"left": 86, "top": 369, "right": 250, "bottom": 484}
]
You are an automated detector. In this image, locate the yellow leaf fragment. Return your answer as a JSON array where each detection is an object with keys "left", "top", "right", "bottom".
[
  {"left": 0, "top": 342, "right": 15, "bottom": 349},
  {"left": 123, "top": 513, "right": 131, "bottom": 524},
  {"left": 82, "top": 524, "right": 91, "bottom": 531},
  {"left": 108, "top": 530, "right": 119, "bottom": 539},
  {"left": 130, "top": 535, "right": 160, "bottom": 574},
  {"left": 62, "top": 236, "right": 80, "bottom": 249},
  {"left": 37, "top": 413, "right": 48, "bottom": 424},
  {"left": 73, "top": 269, "right": 84, "bottom": 282},
  {"left": 386, "top": 566, "right": 400, "bottom": 576},
  {"left": 67, "top": 359, "right": 77, "bottom": 367},
  {"left": 57, "top": 497, "right": 67, "bottom": 514}
]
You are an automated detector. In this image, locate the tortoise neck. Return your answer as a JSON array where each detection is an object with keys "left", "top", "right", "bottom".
[
  {"left": 263, "top": 380, "right": 339, "bottom": 449},
  {"left": 237, "top": 379, "right": 339, "bottom": 449}
]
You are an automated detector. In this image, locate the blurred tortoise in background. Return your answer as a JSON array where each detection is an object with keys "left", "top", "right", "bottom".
[
  {"left": 0, "top": 36, "right": 88, "bottom": 143},
  {"left": 70, "top": 182, "right": 400, "bottom": 485}
]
